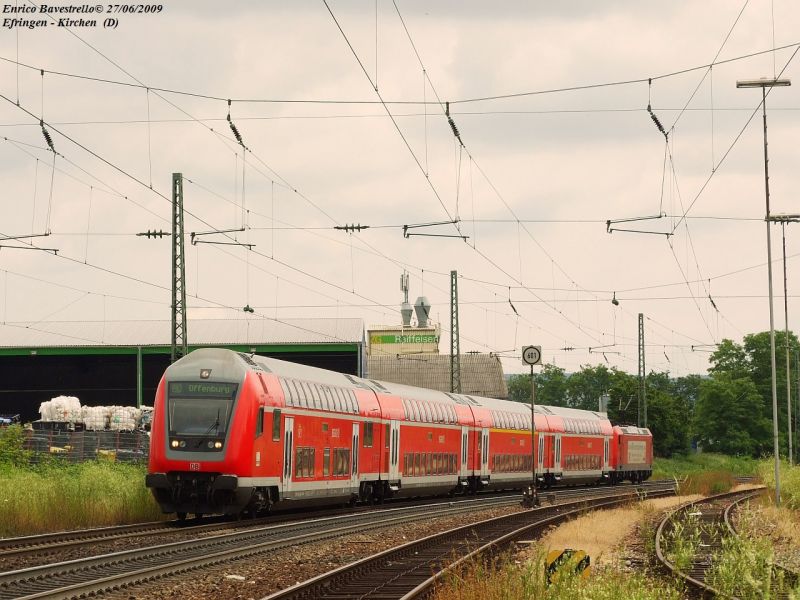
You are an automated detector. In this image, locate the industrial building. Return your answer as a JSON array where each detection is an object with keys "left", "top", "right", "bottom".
[{"left": 0, "top": 318, "right": 365, "bottom": 423}]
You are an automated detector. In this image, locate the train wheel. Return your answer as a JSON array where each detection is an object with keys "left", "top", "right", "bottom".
[
  {"left": 194, "top": 513, "right": 204, "bottom": 521},
  {"left": 177, "top": 512, "right": 187, "bottom": 522}
]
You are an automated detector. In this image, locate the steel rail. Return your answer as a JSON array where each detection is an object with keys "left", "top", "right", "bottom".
[
  {"left": 0, "top": 480, "right": 671, "bottom": 560},
  {"left": 0, "top": 493, "right": 529, "bottom": 599},
  {"left": 264, "top": 485, "right": 676, "bottom": 600},
  {"left": 655, "top": 487, "right": 799, "bottom": 599},
  {"left": 0, "top": 482, "right": 674, "bottom": 600}
]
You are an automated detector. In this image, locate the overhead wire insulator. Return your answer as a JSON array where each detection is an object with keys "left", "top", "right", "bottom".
[
  {"left": 647, "top": 104, "right": 667, "bottom": 139},
  {"left": 40, "top": 120, "right": 55, "bottom": 153},
  {"left": 227, "top": 99, "right": 246, "bottom": 149},
  {"left": 646, "top": 79, "right": 668, "bottom": 140},
  {"left": 445, "top": 101, "right": 463, "bottom": 146}
]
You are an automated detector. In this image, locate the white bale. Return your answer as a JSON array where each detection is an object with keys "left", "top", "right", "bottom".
[
  {"left": 81, "top": 406, "right": 110, "bottom": 431},
  {"left": 47, "top": 396, "right": 82, "bottom": 422},
  {"left": 108, "top": 406, "right": 137, "bottom": 431},
  {"left": 39, "top": 400, "right": 54, "bottom": 421}
]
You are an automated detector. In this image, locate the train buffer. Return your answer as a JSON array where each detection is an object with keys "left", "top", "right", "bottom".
[{"left": 546, "top": 548, "right": 591, "bottom": 584}]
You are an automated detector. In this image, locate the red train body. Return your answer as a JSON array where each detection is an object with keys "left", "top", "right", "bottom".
[{"left": 146, "top": 349, "right": 652, "bottom": 517}]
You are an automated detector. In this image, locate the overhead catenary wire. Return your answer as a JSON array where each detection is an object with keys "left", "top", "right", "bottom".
[
  {"left": 2, "top": 40, "right": 798, "bottom": 106},
  {"left": 4, "top": 5, "right": 783, "bottom": 370}
]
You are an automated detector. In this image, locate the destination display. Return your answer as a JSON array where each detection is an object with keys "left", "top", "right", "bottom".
[{"left": 168, "top": 382, "right": 238, "bottom": 398}]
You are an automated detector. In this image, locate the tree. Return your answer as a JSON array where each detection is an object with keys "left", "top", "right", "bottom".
[
  {"left": 711, "top": 331, "right": 800, "bottom": 455},
  {"left": 507, "top": 364, "right": 568, "bottom": 407},
  {"left": 565, "top": 364, "right": 613, "bottom": 411},
  {"left": 646, "top": 389, "right": 690, "bottom": 457},
  {"left": 709, "top": 339, "right": 750, "bottom": 379},
  {"left": 694, "top": 374, "right": 771, "bottom": 456}
]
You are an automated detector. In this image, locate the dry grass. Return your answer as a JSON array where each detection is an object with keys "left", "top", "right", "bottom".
[
  {"left": 678, "top": 470, "right": 736, "bottom": 495},
  {"left": 533, "top": 495, "right": 702, "bottom": 567}
]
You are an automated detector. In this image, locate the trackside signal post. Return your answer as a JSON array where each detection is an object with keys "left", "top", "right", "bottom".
[{"left": 521, "top": 345, "right": 542, "bottom": 508}]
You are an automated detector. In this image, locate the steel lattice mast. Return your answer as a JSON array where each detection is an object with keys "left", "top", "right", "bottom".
[
  {"left": 450, "top": 270, "right": 461, "bottom": 393},
  {"left": 171, "top": 173, "right": 188, "bottom": 362}
]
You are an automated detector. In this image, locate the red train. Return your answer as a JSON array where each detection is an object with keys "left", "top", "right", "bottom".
[{"left": 146, "top": 349, "right": 652, "bottom": 518}]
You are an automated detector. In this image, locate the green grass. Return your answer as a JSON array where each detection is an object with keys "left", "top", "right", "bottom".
[
  {"left": 0, "top": 425, "right": 164, "bottom": 537},
  {"left": 756, "top": 459, "right": 800, "bottom": 509},
  {"left": 652, "top": 453, "right": 758, "bottom": 496},
  {"left": 652, "top": 453, "right": 759, "bottom": 481},
  {"left": 433, "top": 551, "right": 684, "bottom": 600},
  {"left": 0, "top": 461, "right": 165, "bottom": 537}
]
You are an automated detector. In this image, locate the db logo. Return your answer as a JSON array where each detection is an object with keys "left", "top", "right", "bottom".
[{"left": 189, "top": 462, "right": 201, "bottom": 471}]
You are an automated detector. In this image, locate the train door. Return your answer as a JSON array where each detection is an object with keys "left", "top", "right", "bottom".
[
  {"left": 460, "top": 426, "right": 469, "bottom": 478},
  {"left": 350, "top": 423, "right": 360, "bottom": 490},
  {"left": 389, "top": 420, "right": 400, "bottom": 481},
  {"left": 480, "top": 427, "right": 490, "bottom": 479},
  {"left": 282, "top": 416, "right": 294, "bottom": 494},
  {"left": 554, "top": 434, "right": 562, "bottom": 472},
  {"left": 538, "top": 433, "right": 545, "bottom": 473}
]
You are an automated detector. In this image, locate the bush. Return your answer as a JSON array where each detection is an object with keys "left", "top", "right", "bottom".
[
  {"left": 0, "top": 461, "right": 164, "bottom": 537},
  {"left": 0, "top": 424, "right": 32, "bottom": 467}
]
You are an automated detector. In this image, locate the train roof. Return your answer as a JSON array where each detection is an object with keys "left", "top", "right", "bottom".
[{"left": 173, "top": 349, "right": 614, "bottom": 428}]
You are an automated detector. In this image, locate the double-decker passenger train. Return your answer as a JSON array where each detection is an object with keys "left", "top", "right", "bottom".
[{"left": 146, "top": 349, "right": 652, "bottom": 518}]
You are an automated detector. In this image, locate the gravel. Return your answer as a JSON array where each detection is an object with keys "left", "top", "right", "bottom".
[{"left": 110, "top": 505, "right": 525, "bottom": 600}]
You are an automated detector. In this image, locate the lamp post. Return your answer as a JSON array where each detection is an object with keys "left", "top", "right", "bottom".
[
  {"left": 768, "top": 214, "right": 800, "bottom": 466},
  {"left": 737, "top": 77, "right": 791, "bottom": 506}
]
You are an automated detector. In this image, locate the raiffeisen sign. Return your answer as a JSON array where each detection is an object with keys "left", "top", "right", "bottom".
[{"left": 367, "top": 325, "right": 441, "bottom": 355}]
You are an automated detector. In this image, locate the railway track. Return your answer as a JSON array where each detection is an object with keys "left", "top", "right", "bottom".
[
  {"left": 0, "top": 493, "right": 513, "bottom": 561},
  {"left": 264, "top": 483, "right": 677, "bottom": 600},
  {"left": 0, "top": 480, "right": 671, "bottom": 562},
  {"left": 0, "top": 482, "right": 673, "bottom": 599},
  {"left": 655, "top": 487, "right": 799, "bottom": 599}
]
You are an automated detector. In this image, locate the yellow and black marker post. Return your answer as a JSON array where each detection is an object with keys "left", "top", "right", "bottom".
[{"left": 546, "top": 548, "right": 591, "bottom": 585}]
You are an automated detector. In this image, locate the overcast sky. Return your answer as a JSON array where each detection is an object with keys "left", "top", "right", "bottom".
[{"left": 1, "top": 0, "right": 799, "bottom": 376}]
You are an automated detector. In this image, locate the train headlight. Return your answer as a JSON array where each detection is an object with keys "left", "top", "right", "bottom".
[
  {"left": 214, "top": 441, "right": 222, "bottom": 449},
  {"left": 179, "top": 440, "right": 186, "bottom": 448},
  {"left": 171, "top": 440, "right": 179, "bottom": 448},
  {"left": 207, "top": 441, "right": 214, "bottom": 449}
]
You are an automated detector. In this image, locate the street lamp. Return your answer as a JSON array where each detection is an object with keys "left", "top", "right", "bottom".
[
  {"left": 737, "top": 77, "right": 791, "bottom": 506},
  {"left": 768, "top": 214, "right": 800, "bottom": 466}
]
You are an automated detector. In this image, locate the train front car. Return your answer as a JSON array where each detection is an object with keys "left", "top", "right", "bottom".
[
  {"left": 146, "top": 349, "right": 261, "bottom": 519},
  {"left": 611, "top": 425, "right": 653, "bottom": 484}
]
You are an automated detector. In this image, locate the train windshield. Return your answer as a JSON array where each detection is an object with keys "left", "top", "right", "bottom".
[{"left": 167, "top": 381, "right": 238, "bottom": 436}]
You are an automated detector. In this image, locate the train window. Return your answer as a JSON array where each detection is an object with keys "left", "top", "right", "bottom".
[
  {"left": 281, "top": 380, "right": 293, "bottom": 406},
  {"left": 309, "top": 384, "right": 319, "bottom": 409},
  {"left": 333, "top": 448, "right": 350, "bottom": 476},
  {"left": 317, "top": 386, "right": 326, "bottom": 410},
  {"left": 403, "top": 453, "right": 409, "bottom": 476},
  {"left": 294, "top": 447, "right": 315, "bottom": 478},
  {"left": 319, "top": 387, "right": 329, "bottom": 411},
  {"left": 290, "top": 380, "right": 302, "bottom": 407},
  {"left": 256, "top": 407, "right": 264, "bottom": 438},
  {"left": 322, "top": 423, "right": 328, "bottom": 432},
  {"left": 414, "top": 453, "right": 421, "bottom": 476},
  {"left": 272, "top": 409, "right": 281, "bottom": 441},
  {"left": 385, "top": 423, "right": 390, "bottom": 448},
  {"left": 364, "top": 422, "right": 373, "bottom": 448},
  {"left": 323, "top": 448, "right": 330, "bottom": 477}
]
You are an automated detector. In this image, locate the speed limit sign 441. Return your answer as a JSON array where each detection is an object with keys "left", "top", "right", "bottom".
[{"left": 522, "top": 345, "right": 542, "bottom": 366}]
